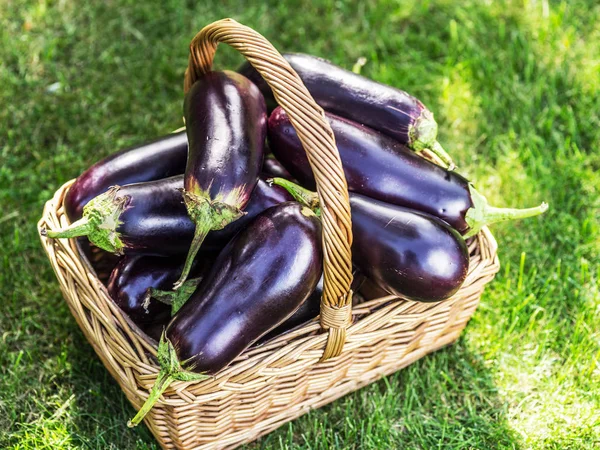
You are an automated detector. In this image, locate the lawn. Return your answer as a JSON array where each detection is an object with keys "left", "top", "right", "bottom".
[{"left": 1, "top": 0, "right": 599, "bottom": 448}]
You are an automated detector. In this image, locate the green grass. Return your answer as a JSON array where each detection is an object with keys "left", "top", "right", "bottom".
[{"left": 1, "top": 0, "right": 599, "bottom": 448}]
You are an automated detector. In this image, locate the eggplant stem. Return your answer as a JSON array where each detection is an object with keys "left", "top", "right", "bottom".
[
  {"left": 173, "top": 225, "right": 209, "bottom": 290},
  {"left": 45, "top": 216, "right": 92, "bottom": 239},
  {"left": 43, "top": 187, "right": 128, "bottom": 254},
  {"left": 428, "top": 141, "right": 455, "bottom": 170},
  {"left": 150, "top": 278, "right": 201, "bottom": 315},
  {"left": 418, "top": 148, "right": 446, "bottom": 167},
  {"left": 127, "top": 370, "right": 174, "bottom": 428},
  {"left": 464, "top": 184, "right": 548, "bottom": 237},
  {"left": 352, "top": 57, "right": 367, "bottom": 74},
  {"left": 127, "top": 335, "right": 209, "bottom": 427},
  {"left": 270, "top": 178, "right": 321, "bottom": 217},
  {"left": 175, "top": 190, "right": 245, "bottom": 289},
  {"left": 409, "top": 109, "right": 455, "bottom": 170}
]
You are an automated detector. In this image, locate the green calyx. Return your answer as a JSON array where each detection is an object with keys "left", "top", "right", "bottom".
[
  {"left": 150, "top": 278, "right": 201, "bottom": 316},
  {"left": 43, "top": 187, "right": 128, "bottom": 254},
  {"left": 173, "top": 190, "right": 245, "bottom": 290},
  {"left": 269, "top": 178, "right": 321, "bottom": 217},
  {"left": 464, "top": 184, "right": 549, "bottom": 238},
  {"left": 409, "top": 109, "right": 455, "bottom": 170},
  {"left": 127, "top": 335, "right": 209, "bottom": 428}
]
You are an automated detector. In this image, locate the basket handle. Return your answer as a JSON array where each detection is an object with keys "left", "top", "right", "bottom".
[{"left": 185, "top": 18, "right": 353, "bottom": 360}]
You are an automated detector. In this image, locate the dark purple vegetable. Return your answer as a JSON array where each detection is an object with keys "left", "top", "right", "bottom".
[
  {"left": 359, "top": 278, "right": 392, "bottom": 301},
  {"left": 128, "top": 202, "right": 322, "bottom": 427},
  {"left": 107, "top": 255, "right": 182, "bottom": 325},
  {"left": 45, "top": 176, "right": 193, "bottom": 255},
  {"left": 264, "top": 276, "right": 323, "bottom": 339},
  {"left": 77, "top": 240, "right": 120, "bottom": 284},
  {"left": 140, "top": 321, "right": 165, "bottom": 343},
  {"left": 262, "top": 154, "right": 294, "bottom": 180},
  {"left": 65, "top": 132, "right": 188, "bottom": 221},
  {"left": 149, "top": 271, "right": 320, "bottom": 346},
  {"left": 273, "top": 179, "right": 469, "bottom": 302},
  {"left": 107, "top": 255, "right": 213, "bottom": 332},
  {"left": 350, "top": 194, "right": 469, "bottom": 301},
  {"left": 44, "top": 177, "right": 291, "bottom": 255},
  {"left": 263, "top": 270, "right": 365, "bottom": 341},
  {"left": 239, "top": 53, "right": 453, "bottom": 167},
  {"left": 269, "top": 108, "right": 548, "bottom": 237},
  {"left": 176, "top": 70, "right": 267, "bottom": 288}
]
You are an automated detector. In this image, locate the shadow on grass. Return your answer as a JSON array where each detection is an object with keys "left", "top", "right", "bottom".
[{"left": 246, "top": 337, "right": 521, "bottom": 449}]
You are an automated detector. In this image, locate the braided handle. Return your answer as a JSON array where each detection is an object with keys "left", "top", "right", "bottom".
[{"left": 185, "top": 18, "right": 353, "bottom": 360}]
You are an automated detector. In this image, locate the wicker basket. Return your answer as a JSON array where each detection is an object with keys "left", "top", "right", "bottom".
[{"left": 38, "top": 19, "right": 500, "bottom": 450}]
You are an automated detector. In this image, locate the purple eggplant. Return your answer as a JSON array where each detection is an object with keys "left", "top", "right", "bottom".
[
  {"left": 263, "top": 271, "right": 365, "bottom": 341},
  {"left": 176, "top": 70, "right": 267, "bottom": 288},
  {"left": 262, "top": 276, "right": 323, "bottom": 341},
  {"left": 273, "top": 179, "right": 468, "bottom": 302},
  {"left": 45, "top": 176, "right": 193, "bottom": 255},
  {"left": 44, "top": 177, "right": 291, "bottom": 255},
  {"left": 140, "top": 321, "right": 165, "bottom": 343},
  {"left": 156, "top": 274, "right": 320, "bottom": 346},
  {"left": 128, "top": 202, "right": 322, "bottom": 427},
  {"left": 107, "top": 256, "right": 183, "bottom": 325},
  {"left": 238, "top": 53, "right": 453, "bottom": 167},
  {"left": 262, "top": 154, "right": 294, "bottom": 180},
  {"left": 65, "top": 132, "right": 188, "bottom": 221},
  {"left": 107, "top": 254, "right": 212, "bottom": 328},
  {"left": 350, "top": 195, "right": 469, "bottom": 301},
  {"left": 359, "top": 278, "right": 392, "bottom": 301},
  {"left": 88, "top": 245, "right": 121, "bottom": 284},
  {"left": 268, "top": 108, "right": 548, "bottom": 237}
]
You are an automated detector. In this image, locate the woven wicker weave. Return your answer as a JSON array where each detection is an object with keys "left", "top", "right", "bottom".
[{"left": 38, "top": 18, "right": 500, "bottom": 450}]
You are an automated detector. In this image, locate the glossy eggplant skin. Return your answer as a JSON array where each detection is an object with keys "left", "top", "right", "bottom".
[
  {"left": 115, "top": 176, "right": 194, "bottom": 255},
  {"left": 86, "top": 244, "right": 121, "bottom": 284},
  {"left": 107, "top": 255, "right": 212, "bottom": 337},
  {"left": 166, "top": 202, "right": 323, "bottom": 375},
  {"left": 184, "top": 70, "right": 266, "bottom": 205},
  {"left": 262, "top": 155, "right": 294, "bottom": 180},
  {"left": 65, "top": 132, "right": 187, "bottom": 221},
  {"left": 359, "top": 278, "right": 391, "bottom": 301},
  {"left": 141, "top": 321, "right": 166, "bottom": 342},
  {"left": 266, "top": 276, "right": 323, "bottom": 338},
  {"left": 263, "top": 269, "right": 366, "bottom": 340},
  {"left": 350, "top": 194, "right": 469, "bottom": 302},
  {"left": 177, "top": 70, "right": 267, "bottom": 286},
  {"left": 239, "top": 53, "right": 426, "bottom": 146},
  {"left": 268, "top": 107, "right": 472, "bottom": 233},
  {"left": 107, "top": 255, "right": 180, "bottom": 325}
]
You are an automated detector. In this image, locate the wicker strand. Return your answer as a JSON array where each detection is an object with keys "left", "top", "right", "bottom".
[
  {"left": 184, "top": 18, "right": 353, "bottom": 359},
  {"left": 319, "top": 299, "right": 353, "bottom": 361}
]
